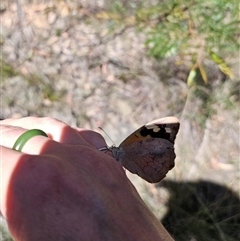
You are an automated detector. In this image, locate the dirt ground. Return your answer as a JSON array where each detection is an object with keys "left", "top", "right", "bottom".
[{"left": 1, "top": 1, "right": 239, "bottom": 240}]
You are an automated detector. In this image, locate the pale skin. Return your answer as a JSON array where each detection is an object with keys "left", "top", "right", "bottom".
[{"left": 0, "top": 117, "right": 174, "bottom": 241}]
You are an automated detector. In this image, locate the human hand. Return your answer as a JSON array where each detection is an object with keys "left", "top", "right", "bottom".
[{"left": 0, "top": 117, "right": 174, "bottom": 241}]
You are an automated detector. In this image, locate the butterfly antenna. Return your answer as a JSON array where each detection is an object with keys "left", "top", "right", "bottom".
[{"left": 98, "top": 127, "right": 115, "bottom": 146}]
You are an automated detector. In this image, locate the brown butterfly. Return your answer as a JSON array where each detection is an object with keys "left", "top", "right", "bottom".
[{"left": 100, "top": 117, "right": 180, "bottom": 183}]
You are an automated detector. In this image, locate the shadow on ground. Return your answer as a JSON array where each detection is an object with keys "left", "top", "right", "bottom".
[{"left": 158, "top": 180, "right": 240, "bottom": 241}]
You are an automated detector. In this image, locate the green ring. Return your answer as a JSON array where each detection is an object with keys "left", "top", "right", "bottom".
[{"left": 12, "top": 129, "right": 48, "bottom": 152}]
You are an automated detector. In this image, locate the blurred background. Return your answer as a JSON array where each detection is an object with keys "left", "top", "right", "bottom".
[{"left": 1, "top": 0, "right": 239, "bottom": 240}]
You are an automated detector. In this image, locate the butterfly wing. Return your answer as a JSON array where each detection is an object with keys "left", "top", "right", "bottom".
[
  {"left": 119, "top": 116, "right": 180, "bottom": 147},
  {"left": 113, "top": 138, "right": 176, "bottom": 183}
]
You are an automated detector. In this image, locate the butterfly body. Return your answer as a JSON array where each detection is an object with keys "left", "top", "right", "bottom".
[{"left": 109, "top": 116, "right": 180, "bottom": 183}]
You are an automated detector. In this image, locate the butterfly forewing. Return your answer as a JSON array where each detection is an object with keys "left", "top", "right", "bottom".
[{"left": 119, "top": 116, "right": 179, "bottom": 147}]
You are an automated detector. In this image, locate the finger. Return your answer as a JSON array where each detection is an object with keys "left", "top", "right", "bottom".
[
  {"left": 0, "top": 146, "right": 28, "bottom": 217},
  {"left": 0, "top": 124, "right": 107, "bottom": 159},
  {"left": 1, "top": 117, "right": 88, "bottom": 146},
  {"left": 74, "top": 128, "right": 107, "bottom": 149},
  {"left": 74, "top": 128, "right": 112, "bottom": 157},
  {"left": 0, "top": 125, "right": 61, "bottom": 155}
]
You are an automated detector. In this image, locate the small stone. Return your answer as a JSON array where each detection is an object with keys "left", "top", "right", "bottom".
[
  {"left": 52, "top": 44, "right": 61, "bottom": 55},
  {"left": 48, "top": 12, "right": 57, "bottom": 25}
]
